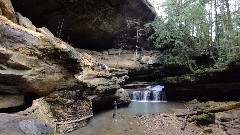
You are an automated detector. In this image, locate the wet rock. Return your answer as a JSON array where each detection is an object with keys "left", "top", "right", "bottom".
[
  {"left": 115, "top": 88, "right": 131, "bottom": 105},
  {"left": 193, "top": 113, "right": 215, "bottom": 125},
  {"left": 19, "top": 119, "right": 53, "bottom": 134},
  {"left": 218, "top": 110, "right": 240, "bottom": 122},
  {"left": 185, "top": 99, "right": 207, "bottom": 110},
  {"left": 220, "top": 114, "right": 235, "bottom": 122},
  {"left": 203, "top": 128, "right": 213, "bottom": 134}
]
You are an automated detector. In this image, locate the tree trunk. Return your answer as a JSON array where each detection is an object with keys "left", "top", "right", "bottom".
[
  {"left": 210, "top": 0, "right": 213, "bottom": 46},
  {"left": 225, "top": 0, "right": 233, "bottom": 31},
  {"left": 214, "top": 0, "right": 219, "bottom": 47}
]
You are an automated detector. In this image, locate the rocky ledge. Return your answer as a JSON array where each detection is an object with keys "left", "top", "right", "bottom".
[
  {"left": 76, "top": 49, "right": 162, "bottom": 88},
  {"left": 161, "top": 63, "right": 240, "bottom": 101}
]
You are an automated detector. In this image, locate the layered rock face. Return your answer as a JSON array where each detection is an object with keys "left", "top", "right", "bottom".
[
  {"left": 11, "top": 0, "right": 156, "bottom": 51},
  {"left": 0, "top": 14, "right": 90, "bottom": 133},
  {"left": 0, "top": 0, "right": 133, "bottom": 133},
  {"left": 0, "top": 15, "right": 84, "bottom": 103},
  {"left": 79, "top": 49, "right": 163, "bottom": 91}
]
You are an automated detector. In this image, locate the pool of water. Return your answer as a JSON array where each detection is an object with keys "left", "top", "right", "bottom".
[
  {"left": 117, "top": 101, "right": 184, "bottom": 115},
  {"left": 68, "top": 101, "right": 184, "bottom": 135}
]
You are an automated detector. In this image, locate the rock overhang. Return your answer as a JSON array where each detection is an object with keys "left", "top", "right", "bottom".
[{"left": 11, "top": 0, "right": 156, "bottom": 51}]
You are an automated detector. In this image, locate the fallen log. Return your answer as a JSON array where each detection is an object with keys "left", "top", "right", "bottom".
[
  {"left": 181, "top": 109, "right": 190, "bottom": 130},
  {"left": 197, "top": 102, "right": 240, "bottom": 114},
  {"left": 177, "top": 102, "right": 240, "bottom": 117},
  {"left": 181, "top": 104, "right": 192, "bottom": 131}
]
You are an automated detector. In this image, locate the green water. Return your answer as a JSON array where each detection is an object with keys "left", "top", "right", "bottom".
[
  {"left": 117, "top": 101, "right": 184, "bottom": 115},
  {"left": 68, "top": 101, "right": 184, "bottom": 135}
]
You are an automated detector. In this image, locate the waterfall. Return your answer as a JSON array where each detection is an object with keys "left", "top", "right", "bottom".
[
  {"left": 142, "top": 91, "right": 151, "bottom": 101},
  {"left": 130, "top": 91, "right": 140, "bottom": 100},
  {"left": 152, "top": 91, "right": 160, "bottom": 101},
  {"left": 129, "top": 85, "right": 167, "bottom": 102}
]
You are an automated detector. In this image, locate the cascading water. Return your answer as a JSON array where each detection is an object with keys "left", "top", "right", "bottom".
[
  {"left": 131, "top": 91, "right": 140, "bottom": 100},
  {"left": 152, "top": 91, "right": 160, "bottom": 101},
  {"left": 142, "top": 91, "right": 151, "bottom": 101},
  {"left": 129, "top": 85, "right": 167, "bottom": 102}
]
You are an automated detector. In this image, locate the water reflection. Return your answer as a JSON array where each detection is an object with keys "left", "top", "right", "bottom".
[
  {"left": 117, "top": 101, "right": 184, "bottom": 115},
  {"left": 68, "top": 101, "right": 184, "bottom": 135}
]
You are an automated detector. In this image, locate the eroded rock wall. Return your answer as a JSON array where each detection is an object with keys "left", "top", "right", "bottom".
[
  {"left": 161, "top": 64, "right": 240, "bottom": 101},
  {"left": 0, "top": 15, "right": 84, "bottom": 96}
]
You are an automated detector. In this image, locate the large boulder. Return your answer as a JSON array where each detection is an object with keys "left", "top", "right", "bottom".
[
  {"left": 18, "top": 96, "right": 93, "bottom": 133},
  {"left": 11, "top": 0, "right": 156, "bottom": 51},
  {"left": 0, "top": 113, "right": 54, "bottom": 135}
]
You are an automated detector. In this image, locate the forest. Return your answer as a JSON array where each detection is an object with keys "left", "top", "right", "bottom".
[{"left": 149, "top": 0, "right": 240, "bottom": 73}]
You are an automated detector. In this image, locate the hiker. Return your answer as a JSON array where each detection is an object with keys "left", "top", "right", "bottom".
[
  {"left": 135, "top": 45, "right": 142, "bottom": 56},
  {"left": 97, "top": 63, "right": 108, "bottom": 72},
  {"left": 113, "top": 112, "right": 116, "bottom": 118},
  {"left": 112, "top": 100, "right": 118, "bottom": 118},
  {"left": 114, "top": 100, "right": 118, "bottom": 109}
]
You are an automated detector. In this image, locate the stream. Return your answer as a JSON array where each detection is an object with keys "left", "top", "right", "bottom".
[
  {"left": 68, "top": 101, "right": 184, "bottom": 135},
  {"left": 68, "top": 85, "right": 185, "bottom": 134},
  {"left": 117, "top": 101, "right": 184, "bottom": 115}
]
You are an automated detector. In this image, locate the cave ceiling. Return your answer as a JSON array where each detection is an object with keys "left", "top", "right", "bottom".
[{"left": 11, "top": 0, "right": 156, "bottom": 51}]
